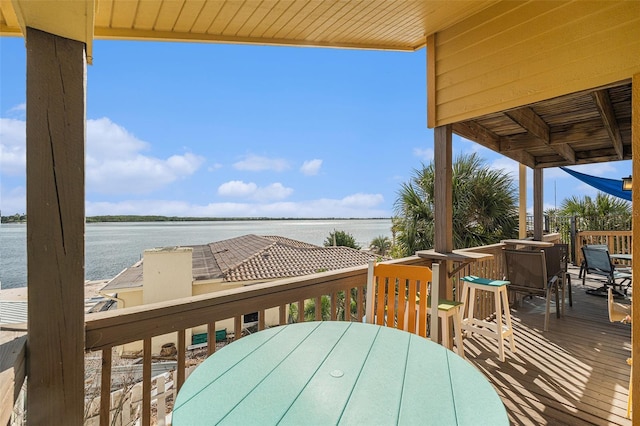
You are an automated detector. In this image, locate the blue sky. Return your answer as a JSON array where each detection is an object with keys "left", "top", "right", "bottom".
[{"left": 0, "top": 37, "right": 632, "bottom": 218}]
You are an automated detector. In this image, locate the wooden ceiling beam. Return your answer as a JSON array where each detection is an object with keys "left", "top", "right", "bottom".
[
  {"left": 500, "top": 150, "right": 536, "bottom": 169},
  {"left": 505, "top": 107, "right": 549, "bottom": 143},
  {"left": 451, "top": 121, "right": 500, "bottom": 151},
  {"left": 592, "top": 89, "right": 624, "bottom": 159},
  {"left": 499, "top": 134, "right": 544, "bottom": 152},
  {"left": 505, "top": 106, "right": 576, "bottom": 164}
]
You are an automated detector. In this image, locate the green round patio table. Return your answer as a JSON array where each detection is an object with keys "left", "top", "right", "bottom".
[{"left": 172, "top": 321, "right": 508, "bottom": 425}]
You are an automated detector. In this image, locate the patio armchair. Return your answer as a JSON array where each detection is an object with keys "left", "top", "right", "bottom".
[
  {"left": 581, "top": 245, "right": 632, "bottom": 297},
  {"left": 503, "top": 249, "right": 560, "bottom": 331}
]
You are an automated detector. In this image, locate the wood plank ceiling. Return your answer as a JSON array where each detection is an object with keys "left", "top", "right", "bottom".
[
  {"left": 452, "top": 81, "right": 632, "bottom": 169},
  {"left": 0, "top": 0, "right": 633, "bottom": 168},
  {"left": 0, "top": 0, "right": 498, "bottom": 51}
]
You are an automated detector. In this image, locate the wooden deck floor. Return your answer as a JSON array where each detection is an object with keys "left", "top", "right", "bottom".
[{"left": 463, "top": 267, "right": 632, "bottom": 425}]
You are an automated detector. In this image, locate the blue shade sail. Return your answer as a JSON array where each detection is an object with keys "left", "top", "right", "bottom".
[{"left": 560, "top": 167, "right": 631, "bottom": 202}]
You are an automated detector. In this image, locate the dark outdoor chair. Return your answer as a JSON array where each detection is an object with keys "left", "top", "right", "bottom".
[
  {"left": 504, "top": 249, "right": 560, "bottom": 331},
  {"left": 578, "top": 243, "right": 608, "bottom": 279},
  {"left": 581, "top": 245, "right": 632, "bottom": 297},
  {"left": 543, "top": 243, "right": 572, "bottom": 310}
]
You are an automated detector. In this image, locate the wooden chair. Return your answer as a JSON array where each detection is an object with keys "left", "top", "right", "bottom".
[
  {"left": 365, "top": 260, "right": 465, "bottom": 357},
  {"left": 503, "top": 248, "right": 560, "bottom": 331}
]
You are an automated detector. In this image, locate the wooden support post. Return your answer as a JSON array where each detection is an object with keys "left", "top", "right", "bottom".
[
  {"left": 631, "top": 72, "right": 639, "bottom": 421},
  {"left": 434, "top": 125, "right": 453, "bottom": 299},
  {"left": 26, "top": 27, "right": 86, "bottom": 424},
  {"left": 533, "top": 168, "right": 544, "bottom": 240},
  {"left": 430, "top": 263, "right": 440, "bottom": 344},
  {"left": 519, "top": 164, "right": 527, "bottom": 238}
]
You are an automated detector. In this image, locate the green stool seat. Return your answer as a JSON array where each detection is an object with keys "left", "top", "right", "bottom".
[{"left": 461, "top": 276, "right": 510, "bottom": 287}]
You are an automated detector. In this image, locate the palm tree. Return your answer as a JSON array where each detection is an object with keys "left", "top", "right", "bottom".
[
  {"left": 323, "top": 230, "right": 361, "bottom": 249},
  {"left": 369, "top": 235, "right": 391, "bottom": 256},
  {"left": 560, "top": 192, "right": 631, "bottom": 230},
  {"left": 393, "top": 153, "right": 518, "bottom": 256}
]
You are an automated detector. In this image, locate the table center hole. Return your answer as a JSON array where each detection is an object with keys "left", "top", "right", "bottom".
[{"left": 330, "top": 369, "right": 344, "bottom": 378}]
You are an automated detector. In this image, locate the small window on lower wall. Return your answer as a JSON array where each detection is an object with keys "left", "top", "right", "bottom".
[{"left": 244, "top": 312, "right": 258, "bottom": 323}]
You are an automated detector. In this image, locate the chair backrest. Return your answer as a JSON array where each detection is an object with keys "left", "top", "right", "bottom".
[
  {"left": 542, "top": 244, "right": 564, "bottom": 279},
  {"left": 503, "top": 249, "right": 549, "bottom": 293},
  {"left": 582, "top": 245, "right": 613, "bottom": 274},
  {"left": 365, "top": 260, "right": 431, "bottom": 338}
]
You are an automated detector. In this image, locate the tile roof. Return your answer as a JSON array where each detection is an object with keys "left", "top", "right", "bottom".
[{"left": 103, "top": 234, "right": 376, "bottom": 291}]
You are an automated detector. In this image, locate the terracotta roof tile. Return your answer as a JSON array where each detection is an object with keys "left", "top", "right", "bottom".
[{"left": 103, "top": 234, "right": 376, "bottom": 290}]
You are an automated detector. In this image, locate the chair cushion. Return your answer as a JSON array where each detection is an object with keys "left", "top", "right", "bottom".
[{"left": 461, "top": 275, "right": 510, "bottom": 287}]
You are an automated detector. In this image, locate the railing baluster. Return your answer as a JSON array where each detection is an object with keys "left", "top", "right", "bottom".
[
  {"left": 234, "top": 316, "right": 242, "bottom": 340},
  {"left": 344, "top": 288, "right": 352, "bottom": 321},
  {"left": 330, "top": 292, "right": 337, "bottom": 321},
  {"left": 177, "top": 329, "right": 186, "bottom": 392},
  {"left": 142, "top": 338, "right": 152, "bottom": 426},
  {"left": 207, "top": 322, "right": 216, "bottom": 355},
  {"left": 99, "top": 348, "right": 112, "bottom": 426},
  {"left": 315, "top": 296, "right": 322, "bottom": 321},
  {"left": 357, "top": 286, "right": 363, "bottom": 323}
]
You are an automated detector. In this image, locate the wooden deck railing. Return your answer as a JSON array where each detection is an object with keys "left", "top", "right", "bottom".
[
  {"left": 5, "top": 239, "right": 548, "bottom": 425},
  {"left": 575, "top": 230, "right": 632, "bottom": 266},
  {"left": 84, "top": 255, "right": 430, "bottom": 425}
]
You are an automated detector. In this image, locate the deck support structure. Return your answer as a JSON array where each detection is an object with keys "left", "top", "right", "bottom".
[
  {"left": 434, "top": 125, "right": 453, "bottom": 300},
  {"left": 533, "top": 168, "right": 543, "bottom": 240},
  {"left": 26, "top": 27, "right": 86, "bottom": 424},
  {"left": 519, "top": 165, "right": 527, "bottom": 238}
]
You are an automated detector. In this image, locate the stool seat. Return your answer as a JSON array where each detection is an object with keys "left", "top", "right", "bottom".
[
  {"left": 460, "top": 275, "right": 516, "bottom": 362},
  {"left": 460, "top": 276, "right": 509, "bottom": 287}
]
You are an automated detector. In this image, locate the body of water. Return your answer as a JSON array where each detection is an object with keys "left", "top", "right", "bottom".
[{"left": 0, "top": 219, "right": 392, "bottom": 289}]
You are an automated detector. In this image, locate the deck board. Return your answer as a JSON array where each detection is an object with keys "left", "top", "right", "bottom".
[{"left": 464, "top": 266, "right": 632, "bottom": 426}]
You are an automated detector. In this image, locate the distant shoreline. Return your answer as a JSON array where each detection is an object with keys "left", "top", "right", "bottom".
[{"left": 2, "top": 215, "right": 391, "bottom": 224}]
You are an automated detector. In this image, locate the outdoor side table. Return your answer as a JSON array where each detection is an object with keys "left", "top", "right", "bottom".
[{"left": 172, "top": 321, "right": 508, "bottom": 425}]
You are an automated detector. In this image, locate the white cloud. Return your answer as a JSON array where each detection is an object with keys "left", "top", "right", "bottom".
[
  {"left": 0, "top": 118, "right": 26, "bottom": 176},
  {"left": 489, "top": 157, "right": 519, "bottom": 180},
  {"left": 208, "top": 163, "right": 223, "bottom": 172},
  {"left": 233, "top": 154, "right": 289, "bottom": 172},
  {"left": 300, "top": 159, "right": 322, "bottom": 176},
  {"left": 341, "top": 193, "right": 384, "bottom": 208},
  {"left": 85, "top": 192, "right": 388, "bottom": 218},
  {"left": 253, "top": 183, "right": 293, "bottom": 201},
  {"left": 0, "top": 117, "right": 205, "bottom": 195},
  {"left": 218, "top": 180, "right": 258, "bottom": 197},
  {"left": 85, "top": 118, "right": 205, "bottom": 194},
  {"left": 217, "top": 180, "right": 293, "bottom": 201},
  {"left": 413, "top": 147, "right": 433, "bottom": 161},
  {"left": 8, "top": 103, "right": 26, "bottom": 113}
]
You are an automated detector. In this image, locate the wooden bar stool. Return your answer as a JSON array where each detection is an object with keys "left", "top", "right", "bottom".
[
  {"left": 431, "top": 298, "right": 465, "bottom": 358},
  {"left": 459, "top": 276, "right": 516, "bottom": 362}
]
